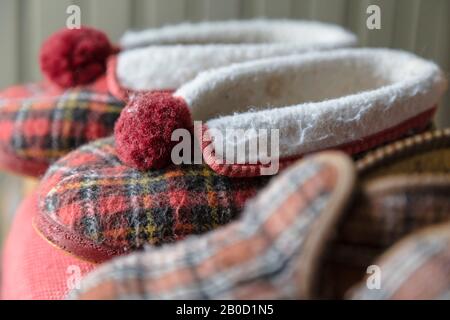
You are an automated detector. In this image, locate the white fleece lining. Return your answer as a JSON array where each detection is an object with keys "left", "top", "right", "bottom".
[
  {"left": 174, "top": 48, "right": 447, "bottom": 161},
  {"left": 120, "top": 19, "right": 357, "bottom": 48},
  {"left": 116, "top": 20, "right": 356, "bottom": 91}
]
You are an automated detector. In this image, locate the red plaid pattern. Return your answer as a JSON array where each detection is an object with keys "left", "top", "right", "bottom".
[
  {"left": 0, "top": 77, "right": 124, "bottom": 176},
  {"left": 36, "top": 137, "right": 269, "bottom": 263}
]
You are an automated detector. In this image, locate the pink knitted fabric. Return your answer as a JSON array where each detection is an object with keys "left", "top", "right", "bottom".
[{"left": 1, "top": 192, "right": 96, "bottom": 300}]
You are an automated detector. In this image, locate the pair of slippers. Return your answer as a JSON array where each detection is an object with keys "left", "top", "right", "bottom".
[
  {"left": 0, "top": 20, "right": 356, "bottom": 176},
  {"left": 26, "top": 46, "right": 446, "bottom": 263},
  {"left": 3, "top": 129, "right": 450, "bottom": 299},
  {"left": 0, "top": 20, "right": 446, "bottom": 178},
  {"left": 30, "top": 46, "right": 446, "bottom": 267},
  {"left": 1, "top": 19, "right": 449, "bottom": 299}
]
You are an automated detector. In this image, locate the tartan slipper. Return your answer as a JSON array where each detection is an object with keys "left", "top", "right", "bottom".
[
  {"left": 349, "top": 222, "right": 450, "bottom": 300},
  {"left": 0, "top": 20, "right": 356, "bottom": 177},
  {"left": 113, "top": 48, "right": 447, "bottom": 177},
  {"left": 319, "top": 128, "right": 450, "bottom": 298},
  {"left": 34, "top": 137, "right": 270, "bottom": 263},
  {"left": 0, "top": 77, "right": 124, "bottom": 176},
  {"left": 0, "top": 25, "right": 120, "bottom": 176},
  {"left": 69, "top": 151, "right": 355, "bottom": 299},
  {"left": 1, "top": 192, "right": 96, "bottom": 300}
]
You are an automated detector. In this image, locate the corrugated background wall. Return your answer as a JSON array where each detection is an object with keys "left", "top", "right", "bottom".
[{"left": 0, "top": 0, "right": 449, "bottom": 238}]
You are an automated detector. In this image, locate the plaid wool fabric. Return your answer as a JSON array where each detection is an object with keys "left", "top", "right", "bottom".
[
  {"left": 37, "top": 137, "right": 270, "bottom": 263},
  {"left": 0, "top": 77, "right": 124, "bottom": 176},
  {"left": 69, "top": 152, "right": 354, "bottom": 299},
  {"left": 321, "top": 176, "right": 450, "bottom": 298},
  {"left": 337, "top": 129, "right": 450, "bottom": 254},
  {"left": 338, "top": 179, "right": 450, "bottom": 245},
  {"left": 351, "top": 223, "right": 450, "bottom": 300},
  {"left": 319, "top": 129, "right": 450, "bottom": 298}
]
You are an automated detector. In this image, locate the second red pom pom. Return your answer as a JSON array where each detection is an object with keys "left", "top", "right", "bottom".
[{"left": 115, "top": 92, "right": 192, "bottom": 170}]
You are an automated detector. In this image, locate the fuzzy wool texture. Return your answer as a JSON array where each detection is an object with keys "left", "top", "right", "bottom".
[
  {"left": 116, "top": 20, "right": 356, "bottom": 91},
  {"left": 174, "top": 48, "right": 447, "bottom": 161},
  {"left": 40, "top": 26, "right": 114, "bottom": 88},
  {"left": 115, "top": 92, "right": 192, "bottom": 170}
]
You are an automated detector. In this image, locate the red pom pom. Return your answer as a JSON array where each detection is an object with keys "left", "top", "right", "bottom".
[
  {"left": 115, "top": 92, "right": 192, "bottom": 170},
  {"left": 40, "top": 26, "right": 114, "bottom": 88}
]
